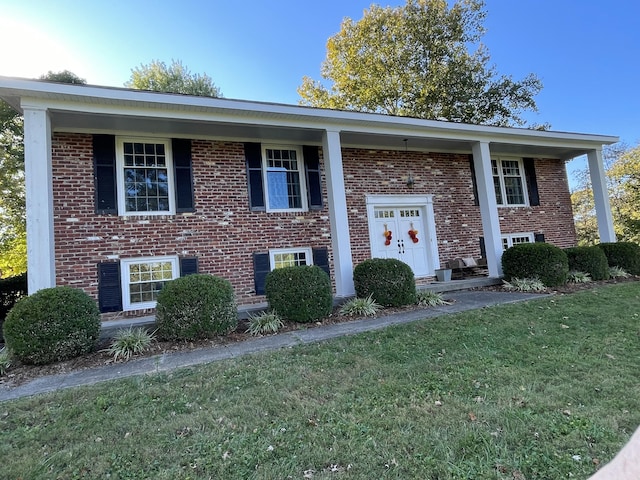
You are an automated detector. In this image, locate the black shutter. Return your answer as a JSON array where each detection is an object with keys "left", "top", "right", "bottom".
[
  {"left": 523, "top": 158, "right": 540, "bottom": 206},
  {"left": 534, "top": 233, "right": 546, "bottom": 243},
  {"left": 245, "top": 142, "right": 265, "bottom": 211},
  {"left": 98, "top": 262, "right": 122, "bottom": 313},
  {"left": 479, "top": 237, "right": 486, "bottom": 258},
  {"left": 173, "top": 139, "right": 195, "bottom": 212},
  {"left": 253, "top": 252, "right": 270, "bottom": 295},
  {"left": 312, "top": 247, "right": 330, "bottom": 277},
  {"left": 93, "top": 135, "right": 117, "bottom": 214},
  {"left": 468, "top": 155, "right": 479, "bottom": 206},
  {"left": 180, "top": 257, "right": 199, "bottom": 276},
  {"left": 304, "top": 145, "right": 323, "bottom": 210}
]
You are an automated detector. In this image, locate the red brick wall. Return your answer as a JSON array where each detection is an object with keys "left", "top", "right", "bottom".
[
  {"left": 51, "top": 134, "right": 576, "bottom": 316},
  {"left": 52, "top": 134, "right": 331, "bottom": 316},
  {"left": 341, "top": 148, "right": 576, "bottom": 265}
]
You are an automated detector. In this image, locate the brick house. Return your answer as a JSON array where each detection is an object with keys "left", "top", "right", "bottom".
[{"left": 0, "top": 77, "right": 618, "bottom": 318}]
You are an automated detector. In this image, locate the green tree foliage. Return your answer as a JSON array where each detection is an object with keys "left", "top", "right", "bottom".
[
  {"left": 571, "top": 143, "right": 640, "bottom": 245},
  {"left": 0, "top": 71, "right": 86, "bottom": 277},
  {"left": 125, "top": 59, "right": 221, "bottom": 97},
  {"left": 298, "top": 0, "right": 542, "bottom": 126}
]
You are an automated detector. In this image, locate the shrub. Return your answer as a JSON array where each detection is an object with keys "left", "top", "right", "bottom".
[
  {"left": 246, "top": 311, "right": 284, "bottom": 336},
  {"left": 155, "top": 274, "right": 237, "bottom": 341},
  {"left": 106, "top": 327, "right": 155, "bottom": 362},
  {"left": 564, "top": 246, "right": 610, "bottom": 281},
  {"left": 502, "top": 277, "right": 547, "bottom": 292},
  {"left": 339, "top": 295, "right": 382, "bottom": 317},
  {"left": 265, "top": 266, "right": 332, "bottom": 323},
  {"left": 416, "top": 290, "right": 450, "bottom": 307},
  {"left": 502, "top": 243, "right": 568, "bottom": 287},
  {"left": 3, "top": 286, "right": 100, "bottom": 365},
  {"left": 597, "top": 242, "right": 640, "bottom": 275},
  {"left": 353, "top": 258, "right": 416, "bottom": 307},
  {"left": 567, "top": 271, "right": 592, "bottom": 283}
]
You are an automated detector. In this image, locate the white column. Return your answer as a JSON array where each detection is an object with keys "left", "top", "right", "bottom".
[
  {"left": 23, "top": 106, "right": 55, "bottom": 293},
  {"left": 472, "top": 141, "right": 503, "bottom": 277},
  {"left": 322, "top": 129, "right": 355, "bottom": 297},
  {"left": 587, "top": 148, "right": 616, "bottom": 243}
]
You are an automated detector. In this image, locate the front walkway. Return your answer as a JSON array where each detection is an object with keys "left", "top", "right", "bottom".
[{"left": 0, "top": 287, "right": 538, "bottom": 403}]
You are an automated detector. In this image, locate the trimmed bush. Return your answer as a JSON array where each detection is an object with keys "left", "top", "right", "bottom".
[
  {"left": 155, "top": 274, "right": 237, "bottom": 341},
  {"left": 353, "top": 258, "right": 416, "bottom": 307},
  {"left": 597, "top": 242, "right": 640, "bottom": 275},
  {"left": 502, "top": 243, "right": 568, "bottom": 287},
  {"left": 564, "top": 246, "right": 610, "bottom": 281},
  {"left": 3, "top": 286, "right": 100, "bottom": 365},
  {"left": 265, "top": 266, "right": 332, "bottom": 323}
]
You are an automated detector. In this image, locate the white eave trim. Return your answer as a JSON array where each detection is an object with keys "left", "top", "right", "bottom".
[{"left": 0, "top": 76, "right": 619, "bottom": 149}]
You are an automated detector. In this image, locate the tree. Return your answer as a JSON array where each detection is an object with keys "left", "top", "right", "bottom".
[
  {"left": 0, "top": 71, "right": 86, "bottom": 277},
  {"left": 298, "top": 0, "right": 542, "bottom": 127},
  {"left": 125, "top": 60, "right": 221, "bottom": 97},
  {"left": 571, "top": 143, "right": 640, "bottom": 245}
]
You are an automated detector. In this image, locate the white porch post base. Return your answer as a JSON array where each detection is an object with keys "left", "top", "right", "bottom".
[
  {"left": 322, "top": 130, "right": 355, "bottom": 297},
  {"left": 472, "top": 141, "right": 503, "bottom": 277},
  {"left": 23, "top": 105, "right": 55, "bottom": 293},
  {"left": 587, "top": 148, "right": 616, "bottom": 243}
]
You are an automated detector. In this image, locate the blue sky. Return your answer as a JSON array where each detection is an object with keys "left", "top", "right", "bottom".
[{"left": 1, "top": 0, "right": 639, "bottom": 185}]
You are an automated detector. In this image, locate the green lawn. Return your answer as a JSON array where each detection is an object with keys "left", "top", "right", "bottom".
[{"left": 2, "top": 283, "right": 639, "bottom": 479}]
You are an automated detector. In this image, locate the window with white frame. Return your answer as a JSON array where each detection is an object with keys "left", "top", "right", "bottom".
[
  {"left": 121, "top": 256, "right": 179, "bottom": 310},
  {"left": 263, "top": 146, "right": 306, "bottom": 211},
  {"left": 117, "top": 137, "right": 175, "bottom": 215},
  {"left": 269, "top": 248, "right": 313, "bottom": 269},
  {"left": 492, "top": 158, "right": 527, "bottom": 206},
  {"left": 502, "top": 232, "right": 534, "bottom": 250}
]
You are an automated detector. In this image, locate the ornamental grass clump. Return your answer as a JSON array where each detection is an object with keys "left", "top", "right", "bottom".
[
  {"left": 265, "top": 266, "right": 332, "bottom": 323},
  {"left": 0, "top": 347, "right": 11, "bottom": 376},
  {"left": 353, "top": 258, "right": 416, "bottom": 307},
  {"left": 107, "top": 327, "right": 155, "bottom": 362},
  {"left": 155, "top": 274, "right": 237, "bottom": 341},
  {"left": 502, "top": 242, "right": 568, "bottom": 287},
  {"left": 502, "top": 277, "right": 547, "bottom": 292},
  {"left": 246, "top": 311, "right": 284, "bottom": 336},
  {"left": 3, "top": 286, "right": 101, "bottom": 365},
  {"left": 567, "top": 271, "right": 592, "bottom": 284},
  {"left": 339, "top": 295, "right": 382, "bottom": 317},
  {"left": 416, "top": 290, "right": 450, "bottom": 307},
  {"left": 609, "top": 266, "right": 630, "bottom": 278}
]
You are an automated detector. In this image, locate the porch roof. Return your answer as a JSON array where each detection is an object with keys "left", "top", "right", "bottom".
[{"left": 0, "top": 76, "right": 619, "bottom": 160}]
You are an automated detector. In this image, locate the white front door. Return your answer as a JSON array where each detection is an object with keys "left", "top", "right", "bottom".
[{"left": 371, "top": 206, "right": 430, "bottom": 275}]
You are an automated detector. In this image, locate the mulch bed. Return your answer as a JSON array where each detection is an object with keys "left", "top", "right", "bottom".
[{"left": 1, "top": 276, "right": 637, "bottom": 389}]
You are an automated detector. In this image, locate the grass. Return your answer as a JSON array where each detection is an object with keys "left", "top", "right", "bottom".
[{"left": 1, "top": 283, "right": 640, "bottom": 479}]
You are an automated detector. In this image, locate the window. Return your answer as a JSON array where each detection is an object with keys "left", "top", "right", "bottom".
[
  {"left": 263, "top": 146, "right": 306, "bottom": 211},
  {"left": 116, "top": 137, "right": 175, "bottom": 215},
  {"left": 121, "top": 256, "right": 178, "bottom": 310},
  {"left": 492, "top": 158, "right": 527, "bottom": 206},
  {"left": 269, "top": 248, "right": 313, "bottom": 270},
  {"left": 502, "top": 233, "right": 534, "bottom": 250}
]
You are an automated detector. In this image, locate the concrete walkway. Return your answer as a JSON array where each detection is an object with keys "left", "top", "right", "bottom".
[{"left": 0, "top": 290, "right": 542, "bottom": 402}]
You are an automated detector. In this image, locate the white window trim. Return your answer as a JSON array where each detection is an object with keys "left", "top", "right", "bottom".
[
  {"left": 121, "top": 256, "right": 179, "bottom": 311},
  {"left": 269, "top": 247, "right": 313, "bottom": 270},
  {"left": 262, "top": 144, "right": 308, "bottom": 213},
  {"left": 116, "top": 136, "right": 176, "bottom": 216},
  {"left": 492, "top": 157, "right": 529, "bottom": 207},
  {"left": 502, "top": 232, "right": 534, "bottom": 250}
]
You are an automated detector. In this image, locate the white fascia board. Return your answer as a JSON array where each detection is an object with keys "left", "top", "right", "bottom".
[{"left": 7, "top": 77, "right": 619, "bottom": 149}]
